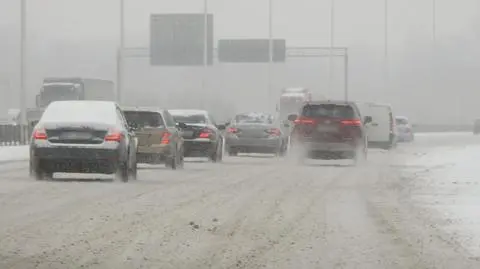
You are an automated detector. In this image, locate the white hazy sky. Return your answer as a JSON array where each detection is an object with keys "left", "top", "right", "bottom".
[
  {"left": 0, "top": 0, "right": 479, "bottom": 124},
  {"left": 1, "top": 0, "right": 478, "bottom": 48}
]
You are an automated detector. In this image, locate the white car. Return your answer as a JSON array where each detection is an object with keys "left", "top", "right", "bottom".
[
  {"left": 395, "top": 116, "right": 414, "bottom": 142},
  {"left": 356, "top": 102, "right": 397, "bottom": 150}
]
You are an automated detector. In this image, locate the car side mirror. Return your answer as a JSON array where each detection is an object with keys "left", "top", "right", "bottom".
[
  {"left": 128, "top": 122, "right": 138, "bottom": 130},
  {"left": 287, "top": 114, "right": 298, "bottom": 121},
  {"left": 177, "top": 122, "right": 187, "bottom": 129},
  {"left": 364, "top": 116, "right": 372, "bottom": 124}
]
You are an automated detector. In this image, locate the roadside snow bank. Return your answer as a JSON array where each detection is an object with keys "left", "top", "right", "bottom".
[
  {"left": 406, "top": 144, "right": 480, "bottom": 257},
  {"left": 0, "top": 146, "right": 29, "bottom": 162}
]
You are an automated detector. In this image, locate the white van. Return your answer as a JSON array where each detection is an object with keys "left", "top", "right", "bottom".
[{"left": 356, "top": 102, "right": 396, "bottom": 150}]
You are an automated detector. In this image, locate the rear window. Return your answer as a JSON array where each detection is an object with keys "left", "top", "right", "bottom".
[
  {"left": 41, "top": 101, "right": 116, "bottom": 124},
  {"left": 172, "top": 114, "right": 207, "bottom": 124},
  {"left": 302, "top": 104, "right": 356, "bottom": 118},
  {"left": 234, "top": 113, "right": 273, "bottom": 124},
  {"left": 395, "top": 118, "right": 408, "bottom": 125},
  {"left": 123, "top": 111, "right": 164, "bottom": 128}
]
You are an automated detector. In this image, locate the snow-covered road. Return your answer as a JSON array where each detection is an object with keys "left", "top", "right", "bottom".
[
  {"left": 1, "top": 133, "right": 480, "bottom": 268},
  {"left": 397, "top": 132, "right": 480, "bottom": 260}
]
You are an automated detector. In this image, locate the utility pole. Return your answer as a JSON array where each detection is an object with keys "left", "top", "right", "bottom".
[
  {"left": 201, "top": 0, "right": 208, "bottom": 109},
  {"left": 20, "top": 0, "right": 27, "bottom": 143},
  {"left": 116, "top": 0, "right": 125, "bottom": 104},
  {"left": 268, "top": 0, "right": 274, "bottom": 112},
  {"left": 384, "top": 0, "right": 389, "bottom": 94},
  {"left": 328, "top": 0, "right": 335, "bottom": 96}
]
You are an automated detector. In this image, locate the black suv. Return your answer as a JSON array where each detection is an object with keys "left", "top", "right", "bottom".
[{"left": 288, "top": 101, "right": 371, "bottom": 163}]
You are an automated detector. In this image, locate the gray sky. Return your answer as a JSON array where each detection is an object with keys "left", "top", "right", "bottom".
[{"left": 0, "top": 0, "right": 479, "bottom": 124}]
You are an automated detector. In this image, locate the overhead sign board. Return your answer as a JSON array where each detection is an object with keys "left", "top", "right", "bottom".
[{"left": 150, "top": 13, "right": 214, "bottom": 66}]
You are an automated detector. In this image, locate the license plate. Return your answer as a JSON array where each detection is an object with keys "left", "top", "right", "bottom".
[
  {"left": 316, "top": 125, "right": 337, "bottom": 132},
  {"left": 61, "top": 132, "right": 92, "bottom": 140},
  {"left": 182, "top": 130, "right": 194, "bottom": 137}
]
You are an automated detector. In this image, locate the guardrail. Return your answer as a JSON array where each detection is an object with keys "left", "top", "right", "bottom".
[
  {"left": 0, "top": 123, "right": 474, "bottom": 147},
  {"left": 0, "top": 124, "right": 29, "bottom": 146}
]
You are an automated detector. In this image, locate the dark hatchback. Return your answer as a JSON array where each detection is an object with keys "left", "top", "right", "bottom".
[
  {"left": 168, "top": 109, "right": 225, "bottom": 162},
  {"left": 29, "top": 101, "right": 137, "bottom": 182},
  {"left": 288, "top": 101, "right": 370, "bottom": 163}
]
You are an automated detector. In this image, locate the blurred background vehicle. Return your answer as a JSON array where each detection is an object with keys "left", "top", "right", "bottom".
[
  {"left": 395, "top": 116, "right": 415, "bottom": 142},
  {"left": 29, "top": 100, "right": 137, "bottom": 182},
  {"left": 289, "top": 100, "right": 369, "bottom": 164},
  {"left": 169, "top": 109, "right": 225, "bottom": 162},
  {"left": 122, "top": 107, "right": 185, "bottom": 169},
  {"left": 357, "top": 102, "right": 396, "bottom": 150},
  {"left": 474, "top": 119, "right": 480, "bottom": 135},
  {"left": 225, "top": 112, "right": 289, "bottom": 156}
]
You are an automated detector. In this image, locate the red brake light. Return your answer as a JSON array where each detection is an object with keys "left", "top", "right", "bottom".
[
  {"left": 294, "top": 117, "right": 316, "bottom": 125},
  {"left": 267, "top": 128, "right": 281, "bottom": 136},
  {"left": 161, "top": 132, "right": 171, "bottom": 144},
  {"left": 105, "top": 130, "right": 123, "bottom": 142},
  {"left": 341, "top": 119, "right": 362, "bottom": 126},
  {"left": 33, "top": 128, "right": 47, "bottom": 140},
  {"left": 227, "top": 127, "right": 238, "bottom": 133},
  {"left": 199, "top": 128, "right": 213, "bottom": 138}
]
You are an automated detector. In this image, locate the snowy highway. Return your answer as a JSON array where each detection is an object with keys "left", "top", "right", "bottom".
[{"left": 1, "top": 133, "right": 480, "bottom": 268}]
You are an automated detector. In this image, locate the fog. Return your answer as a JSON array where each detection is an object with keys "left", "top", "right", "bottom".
[{"left": 1, "top": 0, "right": 479, "bottom": 124}]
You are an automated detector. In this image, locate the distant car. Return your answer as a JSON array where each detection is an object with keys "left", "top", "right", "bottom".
[
  {"left": 29, "top": 101, "right": 137, "bottom": 182},
  {"left": 225, "top": 112, "right": 289, "bottom": 156},
  {"left": 395, "top": 116, "right": 414, "bottom": 142},
  {"left": 168, "top": 109, "right": 225, "bottom": 162},
  {"left": 288, "top": 100, "right": 369, "bottom": 164},
  {"left": 474, "top": 119, "right": 480, "bottom": 135},
  {"left": 122, "top": 107, "right": 185, "bottom": 169}
]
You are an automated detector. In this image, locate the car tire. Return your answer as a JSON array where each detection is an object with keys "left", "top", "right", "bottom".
[
  {"left": 130, "top": 158, "right": 138, "bottom": 180},
  {"left": 116, "top": 160, "right": 129, "bottom": 182},
  {"left": 210, "top": 142, "right": 222, "bottom": 163},
  {"left": 30, "top": 159, "right": 45, "bottom": 180},
  {"left": 353, "top": 145, "right": 367, "bottom": 165}
]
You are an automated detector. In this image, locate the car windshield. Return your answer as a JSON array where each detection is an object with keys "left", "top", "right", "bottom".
[
  {"left": 172, "top": 114, "right": 207, "bottom": 124},
  {"left": 302, "top": 104, "right": 355, "bottom": 118},
  {"left": 234, "top": 113, "right": 273, "bottom": 124},
  {"left": 395, "top": 118, "right": 408, "bottom": 125},
  {"left": 123, "top": 111, "right": 164, "bottom": 128},
  {"left": 40, "top": 101, "right": 116, "bottom": 124}
]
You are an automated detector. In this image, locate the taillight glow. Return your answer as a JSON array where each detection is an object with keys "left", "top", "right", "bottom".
[
  {"left": 227, "top": 127, "right": 238, "bottom": 133},
  {"left": 294, "top": 117, "right": 316, "bottom": 125},
  {"left": 161, "top": 132, "right": 171, "bottom": 144},
  {"left": 105, "top": 130, "right": 123, "bottom": 142},
  {"left": 33, "top": 128, "right": 47, "bottom": 140},
  {"left": 199, "top": 128, "right": 213, "bottom": 138},
  {"left": 341, "top": 119, "right": 362, "bottom": 126},
  {"left": 267, "top": 128, "right": 281, "bottom": 136}
]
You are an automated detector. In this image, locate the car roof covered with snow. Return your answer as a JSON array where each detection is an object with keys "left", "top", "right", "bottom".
[
  {"left": 168, "top": 109, "right": 208, "bottom": 116},
  {"left": 121, "top": 106, "right": 164, "bottom": 113},
  {"left": 40, "top": 100, "right": 118, "bottom": 124}
]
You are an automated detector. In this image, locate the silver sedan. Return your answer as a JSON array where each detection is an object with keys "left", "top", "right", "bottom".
[{"left": 225, "top": 112, "right": 289, "bottom": 156}]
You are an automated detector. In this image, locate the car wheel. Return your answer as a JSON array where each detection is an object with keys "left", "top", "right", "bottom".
[
  {"left": 130, "top": 158, "right": 138, "bottom": 180},
  {"left": 177, "top": 147, "right": 185, "bottom": 169},
  {"left": 210, "top": 142, "right": 222, "bottom": 163},
  {"left": 116, "top": 161, "right": 129, "bottom": 182},
  {"left": 227, "top": 146, "right": 238, "bottom": 156},
  {"left": 30, "top": 159, "right": 45, "bottom": 180},
  {"left": 353, "top": 146, "right": 367, "bottom": 165}
]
